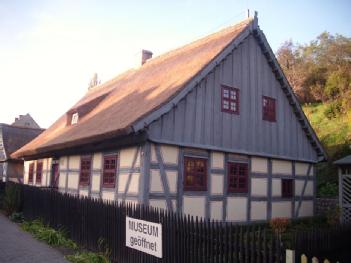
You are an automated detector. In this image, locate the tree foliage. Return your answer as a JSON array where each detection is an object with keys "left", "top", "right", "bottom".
[{"left": 277, "top": 32, "right": 351, "bottom": 110}]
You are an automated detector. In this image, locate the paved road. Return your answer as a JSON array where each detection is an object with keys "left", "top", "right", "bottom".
[{"left": 0, "top": 213, "right": 69, "bottom": 263}]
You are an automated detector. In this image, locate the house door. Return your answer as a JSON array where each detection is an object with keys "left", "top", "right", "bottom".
[{"left": 51, "top": 162, "right": 60, "bottom": 188}]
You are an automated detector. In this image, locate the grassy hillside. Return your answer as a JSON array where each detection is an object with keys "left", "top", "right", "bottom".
[{"left": 303, "top": 103, "right": 351, "bottom": 196}]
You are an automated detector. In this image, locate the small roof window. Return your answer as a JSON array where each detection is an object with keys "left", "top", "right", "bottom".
[{"left": 71, "top": 112, "right": 79, "bottom": 125}]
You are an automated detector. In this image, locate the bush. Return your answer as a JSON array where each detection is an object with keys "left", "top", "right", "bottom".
[
  {"left": 3, "top": 183, "right": 22, "bottom": 216},
  {"left": 9, "top": 212, "right": 24, "bottom": 223},
  {"left": 21, "top": 220, "right": 77, "bottom": 249},
  {"left": 65, "top": 252, "right": 110, "bottom": 263},
  {"left": 323, "top": 101, "right": 342, "bottom": 119},
  {"left": 318, "top": 182, "right": 338, "bottom": 197}
]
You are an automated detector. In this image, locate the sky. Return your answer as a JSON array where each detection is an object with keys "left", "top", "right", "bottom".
[{"left": 0, "top": 0, "right": 350, "bottom": 128}]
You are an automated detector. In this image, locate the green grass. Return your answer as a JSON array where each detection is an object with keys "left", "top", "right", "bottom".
[
  {"left": 21, "top": 219, "right": 77, "bottom": 249},
  {"left": 303, "top": 102, "right": 351, "bottom": 197},
  {"left": 20, "top": 219, "right": 110, "bottom": 263},
  {"left": 303, "top": 102, "right": 351, "bottom": 157},
  {"left": 65, "top": 252, "right": 110, "bottom": 263}
]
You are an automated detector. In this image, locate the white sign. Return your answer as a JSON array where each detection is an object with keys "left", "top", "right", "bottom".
[{"left": 125, "top": 216, "right": 162, "bottom": 258}]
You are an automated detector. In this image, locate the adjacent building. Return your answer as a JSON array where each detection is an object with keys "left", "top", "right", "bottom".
[
  {"left": 13, "top": 14, "right": 326, "bottom": 222},
  {"left": 1, "top": 115, "right": 43, "bottom": 182}
]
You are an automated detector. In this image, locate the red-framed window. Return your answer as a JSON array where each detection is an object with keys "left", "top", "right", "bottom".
[
  {"left": 79, "top": 156, "right": 92, "bottom": 186},
  {"left": 262, "top": 96, "right": 276, "bottom": 122},
  {"left": 28, "top": 163, "right": 34, "bottom": 183},
  {"left": 102, "top": 154, "right": 117, "bottom": 187},
  {"left": 36, "top": 162, "right": 43, "bottom": 185},
  {"left": 282, "top": 179, "right": 293, "bottom": 198},
  {"left": 221, "top": 85, "right": 239, "bottom": 114},
  {"left": 184, "top": 157, "right": 207, "bottom": 191},
  {"left": 228, "top": 162, "right": 248, "bottom": 193}
]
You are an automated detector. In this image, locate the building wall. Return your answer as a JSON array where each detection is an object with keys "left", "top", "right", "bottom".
[
  {"left": 147, "top": 142, "right": 315, "bottom": 222},
  {"left": 24, "top": 146, "right": 143, "bottom": 202},
  {"left": 148, "top": 34, "right": 318, "bottom": 163},
  {"left": 24, "top": 158, "right": 52, "bottom": 186}
]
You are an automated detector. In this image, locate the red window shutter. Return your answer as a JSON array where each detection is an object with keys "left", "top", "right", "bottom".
[
  {"left": 262, "top": 96, "right": 276, "bottom": 122},
  {"left": 102, "top": 155, "right": 117, "bottom": 188},
  {"left": 79, "top": 156, "right": 92, "bottom": 186},
  {"left": 228, "top": 162, "right": 248, "bottom": 193},
  {"left": 36, "top": 162, "right": 43, "bottom": 185},
  {"left": 184, "top": 157, "right": 207, "bottom": 191},
  {"left": 28, "top": 163, "right": 34, "bottom": 183}
]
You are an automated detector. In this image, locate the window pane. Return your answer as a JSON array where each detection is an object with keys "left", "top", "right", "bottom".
[{"left": 223, "top": 89, "right": 229, "bottom": 98}]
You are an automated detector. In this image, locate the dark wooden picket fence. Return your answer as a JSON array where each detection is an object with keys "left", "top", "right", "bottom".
[
  {"left": 18, "top": 184, "right": 284, "bottom": 263},
  {"left": 291, "top": 224, "right": 351, "bottom": 262}
]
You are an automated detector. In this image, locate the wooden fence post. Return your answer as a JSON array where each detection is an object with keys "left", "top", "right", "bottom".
[{"left": 286, "top": 249, "right": 295, "bottom": 263}]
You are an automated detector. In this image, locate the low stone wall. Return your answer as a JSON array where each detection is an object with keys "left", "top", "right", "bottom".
[{"left": 315, "top": 198, "right": 338, "bottom": 216}]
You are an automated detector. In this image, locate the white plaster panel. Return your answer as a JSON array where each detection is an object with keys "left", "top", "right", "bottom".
[
  {"left": 59, "top": 157, "right": 67, "bottom": 170},
  {"left": 42, "top": 172, "right": 47, "bottom": 187},
  {"left": 251, "top": 201, "right": 267, "bottom": 221},
  {"left": 226, "top": 197, "right": 248, "bottom": 222},
  {"left": 91, "top": 174, "right": 100, "bottom": 192},
  {"left": 166, "top": 171, "right": 177, "bottom": 193},
  {"left": 149, "top": 199, "right": 166, "bottom": 210},
  {"left": 272, "top": 160, "right": 292, "bottom": 175},
  {"left": 272, "top": 179, "right": 282, "bottom": 197},
  {"left": 295, "top": 162, "right": 310, "bottom": 176},
  {"left": 161, "top": 145, "right": 179, "bottom": 164},
  {"left": 271, "top": 201, "right": 292, "bottom": 218},
  {"left": 69, "top": 155, "right": 80, "bottom": 169},
  {"left": 251, "top": 157, "right": 268, "bottom": 173},
  {"left": 296, "top": 201, "right": 314, "bottom": 217},
  {"left": 79, "top": 189, "right": 89, "bottom": 197},
  {"left": 210, "top": 201, "right": 223, "bottom": 221},
  {"left": 295, "top": 180, "right": 313, "bottom": 196},
  {"left": 93, "top": 153, "right": 102, "bottom": 169},
  {"left": 24, "top": 161, "right": 30, "bottom": 184},
  {"left": 211, "top": 152, "right": 224, "bottom": 169},
  {"left": 251, "top": 178, "right": 267, "bottom": 196},
  {"left": 102, "top": 191, "right": 115, "bottom": 201},
  {"left": 151, "top": 144, "right": 157, "bottom": 162},
  {"left": 125, "top": 199, "right": 138, "bottom": 205},
  {"left": 67, "top": 172, "right": 79, "bottom": 189},
  {"left": 295, "top": 180, "right": 304, "bottom": 196},
  {"left": 172, "top": 200, "right": 177, "bottom": 210},
  {"left": 150, "top": 169, "right": 163, "bottom": 193},
  {"left": 120, "top": 147, "right": 140, "bottom": 168},
  {"left": 127, "top": 173, "right": 140, "bottom": 194},
  {"left": 58, "top": 173, "right": 66, "bottom": 189},
  {"left": 183, "top": 196, "right": 206, "bottom": 218},
  {"left": 118, "top": 173, "right": 129, "bottom": 193},
  {"left": 210, "top": 174, "right": 224, "bottom": 195}
]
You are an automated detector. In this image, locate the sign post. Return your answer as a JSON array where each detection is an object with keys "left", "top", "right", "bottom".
[{"left": 125, "top": 216, "right": 162, "bottom": 258}]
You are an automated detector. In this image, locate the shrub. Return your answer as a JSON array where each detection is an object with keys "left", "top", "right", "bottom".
[
  {"left": 3, "top": 183, "right": 22, "bottom": 216},
  {"left": 65, "top": 252, "right": 110, "bottom": 263},
  {"left": 326, "top": 205, "right": 341, "bottom": 226},
  {"left": 323, "top": 101, "right": 342, "bottom": 119},
  {"left": 9, "top": 212, "right": 24, "bottom": 223},
  {"left": 21, "top": 220, "right": 77, "bottom": 249},
  {"left": 270, "top": 217, "right": 290, "bottom": 234},
  {"left": 318, "top": 182, "right": 338, "bottom": 197}
]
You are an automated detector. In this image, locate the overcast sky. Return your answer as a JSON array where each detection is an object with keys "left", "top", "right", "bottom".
[{"left": 1, "top": 0, "right": 350, "bottom": 128}]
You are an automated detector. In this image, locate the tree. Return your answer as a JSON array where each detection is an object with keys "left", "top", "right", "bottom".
[{"left": 276, "top": 32, "right": 351, "bottom": 107}]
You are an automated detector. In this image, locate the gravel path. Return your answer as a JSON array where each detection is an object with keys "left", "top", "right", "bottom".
[{"left": 0, "top": 213, "right": 69, "bottom": 263}]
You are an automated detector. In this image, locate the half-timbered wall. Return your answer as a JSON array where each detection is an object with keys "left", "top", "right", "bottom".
[
  {"left": 24, "top": 158, "right": 52, "bottom": 186},
  {"left": 147, "top": 34, "right": 318, "bottom": 163},
  {"left": 29, "top": 146, "right": 144, "bottom": 203},
  {"left": 147, "top": 142, "right": 314, "bottom": 222}
]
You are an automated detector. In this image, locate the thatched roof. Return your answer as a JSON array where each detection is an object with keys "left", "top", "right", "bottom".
[{"left": 13, "top": 18, "right": 253, "bottom": 159}]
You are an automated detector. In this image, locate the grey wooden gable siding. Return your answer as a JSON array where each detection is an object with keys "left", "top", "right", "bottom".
[{"left": 148, "top": 34, "right": 317, "bottom": 163}]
